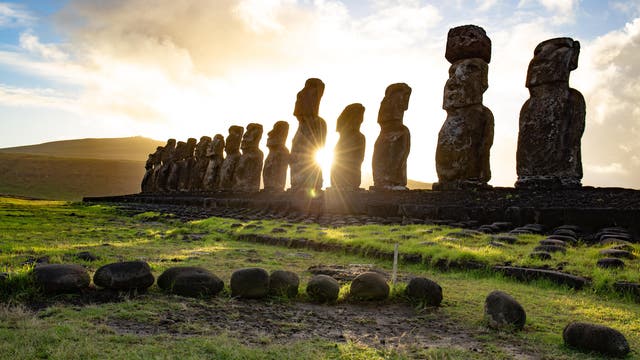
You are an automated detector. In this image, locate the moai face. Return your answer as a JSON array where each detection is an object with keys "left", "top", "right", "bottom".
[
  {"left": 443, "top": 58, "right": 488, "bottom": 110},
  {"left": 225, "top": 126, "right": 244, "bottom": 154},
  {"left": 195, "top": 136, "right": 212, "bottom": 158},
  {"left": 185, "top": 138, "right": 197, "bottom": 158},
  {"left": 267, "top": 121, "right": 289, "bottom": 148},
  {"left": 174, "top": 141, "right": 187, "bottom": 160},
  {"left": 241, "top": 123, "right": 263, "bottom": 151},
  {"left": 445, "top": 25, "right": 492, "bottom": 64},
  {"left": 526, "top": 37, "right": 580, "bottom": 87},
  {"left": 293, "top": 78, "right": 325, "bottom": 117},
  {"left": 212, "top": 134, "right": 225, "bottom": 156},
  {"left": 377, "top": 83, "right": 412, "bottom": 125},
  {"left": 336, "top": 103, "right": 365, "bottom": 133}
]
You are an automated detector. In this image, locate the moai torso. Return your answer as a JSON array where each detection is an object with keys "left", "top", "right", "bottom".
[
  {"left": 372, "top": 83, "right": 412, "bottom": 190},
  {"left": 155, "top": 139, "right": 176, "bottom": 193},
  {"left": 516, "top": 38, "right": 585, "bottom": 189},
  {"left": 234, "top": 123, "right": 264, "bottom": 192},
  {"left": 331, "top": 103, "right": 365, "bottom": 190},
  {"left": 167, "top": 141, "right": 186, "bottom": 192},
  {"left": 178, "top": 138, "right": 196, "bottom": 192},
  {"left": 203, "top": 134, "right": 225, "bottom": 191},
  {"left": 263, "top": 121, "right": 290, "bottom": 192},
  {"left": 189, "top": 136, "right": 211, "bottom": 192},
  {"left": 219, "top": 126, "right": 244, "bottom": 191},
  {"left": 141, "top": 146, "right": 163, "bottom": 193}
]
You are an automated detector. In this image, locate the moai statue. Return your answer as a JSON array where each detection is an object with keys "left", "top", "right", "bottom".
[
  {"left": 263, "top": 121, "right": 290, "bottom": 192},
  {"left": 330, "top": 103, "right": 366, "bottom": 190},
  {"left": 516, "top": 38, "right": 585, "bottom": 189},
  {"left": 434, "top": 25, "right": 494, "bottom": 190},
  {"left": 189, "top": 136, "right": 212, "bottom": 191},
  {"left": 290, "top": 78, "right": 327, "bottom": 194},
  {"left": 166, "top": 140, "right": 186, "bottom": 192},
  {"left": 371, "top": 83, "right": 412, "bottom": 190},
  {"left": 218, "top": 126, "right": 244, "bottom": 191},
  {"left": 141, "top": 146, "right": 163, "bottom": 193},
  {"left": 177, "top": 138, "right": 197, "bottom": 192},
  {"left": 203, "top": 134, "right": 225, "bottom": 191},
  {"left": 234, "top": 123, "right": 264, "bottom": 192},
  {"left": 154, "top": 138, "right": 176, "bottom": 193}
]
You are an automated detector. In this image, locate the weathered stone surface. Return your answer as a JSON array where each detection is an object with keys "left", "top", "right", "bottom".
[
  {"left": 494, "top": 266, "right": 588, "bottom": 289},
  {"left": 516, "top": 38, "right": 585, "bottom": 189},
  {"left": 599, "top": 249, "right": 635, "bottom": 259},
  {"left": 93, "top": 261, "right": 155, "bottom": 290},
  {"left": 539, "top": 239, "right": 567, "bottom": 247},
  {"left": 445, "top": 25, "right": 491, "bottom": 64},
  {"left": 263, "top": 121, "right": 290, "bottom": 192},
  {"left": 177, "top": 138, "right": 197, "bottom": 192},
  {"left": 33, "top": 264, "right": 90, "bottom": 293},
  {"left": 230, "top": 267, "right": 269, "bottom": 299},
  {"left": 534, "top": 245, "right": 566, "bottom": 253},
  {"left": 166, "top": 141, "right": 186, "bottom": 192},
  {"left": 306, "top": 274, "right": 340, "bottom": 303},
  {"left": 157, "top": 266, "right": 223, "bottom": 297},
  {"left": 563, "top": 322, "right": 630, "bottom": 357},
  {"left": 234, "top": 123, "right": 264, "bottom": 192},
  {"left": 154, "top": 139, "right": 176, "bottom": 192},
  {"left": 290, "top": 78, "right": 327, "bottom": 193},
  {"left": 349, "top": 271, "right": 389, "bottom": 301},
  {"left": 269, "top": 270, "right": 299, "bottom": 298},
  {"left": 189, "top": 136, "right": 212, "bottom": 192},
  {"left": 141, "top": 146, "right": 163, "bottom": 193},
  {"left": 372, "top": 83, "right": 412, "bottom": 190},
  {"left": 484, "top": 290, "right": 526, "bottom": 330},
  {"left": 405, "top": 277, "right": 442, "bottom": 306},
  {"left": 203, "top": 134, "right": 225, "bottom": 191},
  {"left": 331, "top": 103, "right": 366, "bottom": 190},
  {"left": 597, "top": 258, "right": 625, "bottom": 269},
  {"left": 219, "top": 126, "right": 244, "bottom": 191}
]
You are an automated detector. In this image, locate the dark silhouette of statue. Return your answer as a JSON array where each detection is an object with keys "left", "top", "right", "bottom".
[
  {"left": 203, "top": 134, "right": 225, "bottom": 191},
  {"left": 177, "top": 138, "right": 197, "bottom": 192},
  {"left": 371, "top": 83, "right": 412, "bottom": 191},
  {"left": 290, "top": 78, "right": 327, "bottom": 194},
  {"left": 435, "top": 25, "right": 494, "bottom": 190},
  {"left": 219, "top": 126, "right": 244, "bottom": 191},
  {"left": 330, "top": 103, "right": 365, "bottom": 190},
  {"left": 154, "top": 138, "right": 176, "bottom": 193},
  {"left": 516, "top": 38, "right": 585, "bottom": 189},
  {"left": 141, "top": 146, "right": 163, "bottom": 193},
  {"left": 234, "top": 123, "right": 264, "bottom": 192},
  {"left": 166, "top": 140, "right": 186, "bottom": 192},
  {"left": 263, "top": 121, "right": 290, "bottom": 192},
  {"left": 189, "top": 136, "right": 211, "bottom": 192}
]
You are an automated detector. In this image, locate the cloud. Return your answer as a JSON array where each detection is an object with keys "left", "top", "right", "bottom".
[
  {"left": 19, "top": 32, "right": 68, "bottom": 61},
  {"left": 0, "top": 3, "right": 34, "bottom": 28},
  {"left": 517, "top": 0, "right": 578, "bottom": 24}
]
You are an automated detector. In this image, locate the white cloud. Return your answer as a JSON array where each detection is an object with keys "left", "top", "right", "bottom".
[
  {"left": 477, "top": 0, "right": 499, "bottom": 12},
  {"left": 0, "top": 3, "right": 34, "bottom": 28},
  {"left": 19, "top": 32, "right": 68, "bottom": 61}
]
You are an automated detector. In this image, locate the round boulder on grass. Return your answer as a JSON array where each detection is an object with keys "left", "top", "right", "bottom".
[
  {"left": 33, "top": 264, "right": 90, "bottom": 293},
  {"left": 269, "top": 270, "right": 299, "bottom": 298},
  {"left": 405, "top": 277, "right": 443, "bottom": 306},
  {"left": 563, "top": 322, "right": 630, "bottom": 358},
  {"left": 349, "top": 272, "right": 389, "bottom": 301},
  {"left": 230, "top": 267, "right": 269, "bottom": 299},
  {"left": 306, "top": 275, "right": 340, "bottom": 303},
  {"left": 93, "top": 261, "right": 155, "bottom": 291},
  {"left": 157, "top": 266, "right": 224, "bottom": 298},
  {"left": 484, "top": 290, "right": 526, "bottom": 330},
  {"left": 596, "top": 258, "right": 625, "bottom": 269}
]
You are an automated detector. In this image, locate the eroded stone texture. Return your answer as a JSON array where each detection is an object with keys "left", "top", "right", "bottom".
[
  {"left": 166, "top": 140, "right": 186, "bottom": 192},
  {"left": 435, "top": 54, "right": 494, "bottom": 190},
  {"left": 263, "top": 121, "right": 290, "bottom": 192},
  {"left": 516, "top": 38, "right": 585, "bottom": 189},
  {"left": 177, "top": 138, "right": 197, "bottom": 192},
  {"left": 189, "top": 136, "right": 211, "bottom": 192},
  {"left": 234, "top": 123, "right": 264, "bottom": 192},
  {"left": 141, "top": 146, "right": 163, "bottom": 193},
  {"left": 154, "top": 139, "right": 176, "bottom": 192},
  {"left": 331, "top": 103, "right": 366, "bottom": 190},
  {"left": 445, "top": 25, "right": 491, "bottom": 64},
  {"left": 219, "top": 126, "right": 244, "bottom": 191},
  {"left": 371, "top": 83, "right": 411, "bottom": 191},
  {"left": 290, "top": 78, "right": 327, "bottom": 193},
  {"left": 203, "top": 134, "right": 225, "bottom": 191}
]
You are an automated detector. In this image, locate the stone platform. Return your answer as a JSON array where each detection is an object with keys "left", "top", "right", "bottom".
[{"left": 84, "top": 187, "right": 640, "bottom": 236}]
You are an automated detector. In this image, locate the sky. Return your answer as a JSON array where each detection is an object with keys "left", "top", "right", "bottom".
[{"left": 1, "top": 0, "right": 640, "bottom": 188}]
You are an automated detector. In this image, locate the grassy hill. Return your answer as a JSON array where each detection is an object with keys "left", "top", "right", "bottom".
[
  {"left": 0, "top": 136, "right": 164, "bottom": 162},
  {"left": 0, "top": 153, "right": 144, "bottom": 201}
]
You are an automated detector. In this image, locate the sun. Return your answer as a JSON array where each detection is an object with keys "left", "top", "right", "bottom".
[{"left": 315, "top": 147, "right": 334, "bottom": 185}]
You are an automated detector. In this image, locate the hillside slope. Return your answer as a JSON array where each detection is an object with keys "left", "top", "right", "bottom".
[
  {"left": 0, "top": 136, "right": 164, "bottom": 162},
  {"left": 0, "top": 153, "right": 144, "bottom": 201}
]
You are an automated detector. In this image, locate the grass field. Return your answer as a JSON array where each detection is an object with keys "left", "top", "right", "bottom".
[{"left": 0, "top": 197, "right": 638, "bottom": 359}]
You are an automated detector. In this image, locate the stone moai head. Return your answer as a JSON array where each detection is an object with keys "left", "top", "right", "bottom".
[
  {"left": 443, "top": 58, "right": 489, "bottom": 110},
  {"left": 445, "top": 25, "right": 491, "bottom": 64},
  {"left": 293, "top": 78, "right": 325, "bottom": 117},
  {"left": 526, "top": 37, "right": 580, "bottom": 88},
  {"left": 267, "top": 121, "right": 289, "bottom": 148},
  {"left": 241, "top": 123, "right": 263, "bottom": 151},
  {"left": 225, "top": 126, "right": 244, "bottom": 154},
  {"left": 196, "top": 136, "right": 212, "bottom": 158},
  {"left": 185, "top": 138, "right": 197, "bottom": 157},
  {"left": 337, "top": 103, "right": 365, "bottom": 133},
  {"left": 161, "top": 139, "right": 176, "bottom": 162},
  {"left": 174, "top": 141, "right": 187, "bottom": 160},
  {"left": 378, "top": 83, "right": 412, "bottom": 125},
  {"left": 212, "top": 134, "right": 225, "bottom": 156}
]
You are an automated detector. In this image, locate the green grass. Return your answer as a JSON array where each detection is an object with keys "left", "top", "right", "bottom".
[{"left": 1, "top": 197, "right": 639, "bottom": 359}]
